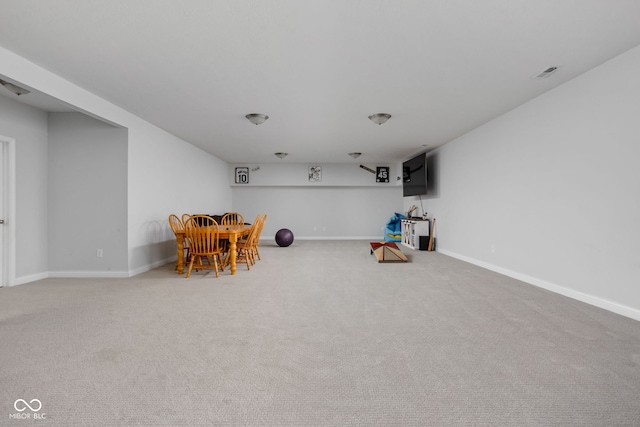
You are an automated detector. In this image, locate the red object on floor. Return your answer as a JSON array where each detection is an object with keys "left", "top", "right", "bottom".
[{"left": 369, "top": 242, "right": 407, "bottom": 263}]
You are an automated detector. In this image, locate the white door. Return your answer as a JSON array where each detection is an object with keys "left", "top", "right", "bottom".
[
  {"left": 0, "top": 135, "right": 16, "bottom": 287},
  {"left": 0, "top": 138, "right": 4, "bottom": 286}
]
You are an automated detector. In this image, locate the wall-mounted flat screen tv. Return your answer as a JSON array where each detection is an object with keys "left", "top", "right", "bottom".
[{"left": 403, "top": 153, "right": 427, "bottom": 197}]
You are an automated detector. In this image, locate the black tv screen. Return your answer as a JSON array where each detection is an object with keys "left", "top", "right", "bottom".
[{"left": 403, "top": 153, "right": 427, "bottom": 197}]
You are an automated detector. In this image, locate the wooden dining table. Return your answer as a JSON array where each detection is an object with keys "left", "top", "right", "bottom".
[{"left": 175, "top": 224, "right": 251, "bottom": 275}]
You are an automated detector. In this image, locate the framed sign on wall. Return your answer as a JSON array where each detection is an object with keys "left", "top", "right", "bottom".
[
  {"left": 308, "top": 165, "right": 322, "bottom": 182},
  {"left": 235, "top": 167, "right": 249, "bottom": 184},
  {"left": 376, "top": 166, "right": 390, "bottom": 183}
]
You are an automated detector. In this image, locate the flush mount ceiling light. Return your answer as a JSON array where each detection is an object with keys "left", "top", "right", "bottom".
[
  {"left": 274, "top": 152, "right": 288, "bottom": 159},
  {"left": 368, "top": 113, "right": 391, "bottom": 125},
  {"left": 245, "top": 113, "right": 269, "bottom": 125},
  {"left": 348, "top": 152, "right": 362, "bottom": 159},
  {"left": 0, "top": 79, "right": 30, "bottom": 96}
]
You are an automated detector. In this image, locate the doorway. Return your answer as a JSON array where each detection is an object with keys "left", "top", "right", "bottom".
[{"left": 0, "top": 135, "right": 16, "bottom": 287}]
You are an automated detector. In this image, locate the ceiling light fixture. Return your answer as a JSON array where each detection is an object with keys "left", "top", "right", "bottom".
[
  {"left": 348, "top": 152, "right": 362, "bottom": 159},
  {"left": 245, "top": 113, "right": 269, "bottom": 125},
  {"left": 274, "top": 152, "right": 288, "bottom": 159},
  {"left": 0, "top": 79, "right": 30, "bottom": 96},
  {"left": 368, "top": 113, "right": 391, "bottom": 125}
]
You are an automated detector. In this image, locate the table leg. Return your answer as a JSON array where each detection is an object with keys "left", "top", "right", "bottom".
[
  {"left": 229, "top": 234, "right": 238, "bottom": 275},
  {"left": 177, "top": 234, "right": 185, "bottom": 274}
]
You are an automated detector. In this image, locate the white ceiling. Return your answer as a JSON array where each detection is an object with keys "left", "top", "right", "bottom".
[{"left": 1, "top": 1, "right": 640, "bottom": 164}]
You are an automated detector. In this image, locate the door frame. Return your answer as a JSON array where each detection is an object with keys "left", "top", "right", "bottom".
[{"left": 0, "top": 135, "right": 16, "bottom": 287}]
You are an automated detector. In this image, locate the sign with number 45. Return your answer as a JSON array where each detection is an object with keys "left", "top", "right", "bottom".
[{"left": 376, "top": 167, "right": 389, "bottom": 183}]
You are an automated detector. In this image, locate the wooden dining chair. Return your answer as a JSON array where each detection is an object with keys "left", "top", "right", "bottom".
[
  {"left": 183, "top": 215, "right": 224, "bottom": 278},
  {"left": 226, "top": 216, "right": 260, "bottom": 271},
  {"left": 251, "top": 214, "right": 267, "bottom": 261},
  {"left": 221, "top": 212, "right": 245, "bottom": 226},
  {"left": 168, "top": 214, "right": 189, "bottom": 271},
  {"left": 219, "top": 212, "right": 245, "bottom": 254}
]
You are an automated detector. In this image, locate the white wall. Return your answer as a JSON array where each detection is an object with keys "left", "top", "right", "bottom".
[
  {"left": 233, "top": 186, "right": 403, "bottom": 240},
  {"left": 0, "top": 46, "right": 232, "bottom": 279},
  {"left": 409, "top": 45, "right": 640, "bottom": 320},
  {"left": 230, "top": 163, "right": 401, "bottom": 187},
  {"left": 231, "top": 163, "right": 403, "bottom": 239},
  {"left": 127, "top": 122, "right": 232, "bottom": 274},
  {"left": 48, "top": 113, "right": 128, "bottom": 275},
  {"left": 0, "top": 96, "right": 48, "bottom": 282}
]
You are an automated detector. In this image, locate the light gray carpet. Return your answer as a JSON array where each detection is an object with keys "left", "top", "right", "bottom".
[{"left": 1, "top": 240, "right": 639, "bottom": 426}]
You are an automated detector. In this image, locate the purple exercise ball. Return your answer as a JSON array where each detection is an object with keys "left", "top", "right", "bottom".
[{"left": 275, "top": 228, "right": 294, "bottom": 247}]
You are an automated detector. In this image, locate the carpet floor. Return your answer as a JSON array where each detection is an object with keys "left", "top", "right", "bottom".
[{"left": 1, "top": 240, "right": 639, "bottom": 426}]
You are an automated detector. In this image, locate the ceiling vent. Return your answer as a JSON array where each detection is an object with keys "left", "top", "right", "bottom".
[{"left": 534, "top": 66, "right": 559, "bottom": 78}]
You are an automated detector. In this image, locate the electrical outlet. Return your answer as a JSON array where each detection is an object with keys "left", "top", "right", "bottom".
[{"left": 97, "top": 249, "right": 103, "bottom": 258}]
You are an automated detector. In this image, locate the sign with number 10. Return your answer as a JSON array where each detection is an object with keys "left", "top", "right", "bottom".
[{"left": 235, "top": 167, "right": 249, "bottom": 184}]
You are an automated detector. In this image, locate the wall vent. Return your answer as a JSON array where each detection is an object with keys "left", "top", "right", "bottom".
[{"left": 534, "top": 66, "right": 559, "bottom": 78}]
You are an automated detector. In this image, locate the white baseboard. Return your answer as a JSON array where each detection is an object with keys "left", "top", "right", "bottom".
[
  {"left": 9, "top": 258, "right": 174, "bottom": 285},
  {"left": 279, "top": 236, "right": 382, "bottom": 241},
  {"left": 13, "top": 272, "right": 49, "bottom": 286},
  {"left": 48, "top": 270, "right": 130, "bottom": 279},
  {"left": 128, "top": 257, "right": 174, "bottom": 277},
  {"left": 14, "top": 270, "right": 130, "bottom": 285},
  {"left": 439, "top": 249, "right": 640, "bottom": 322}
]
